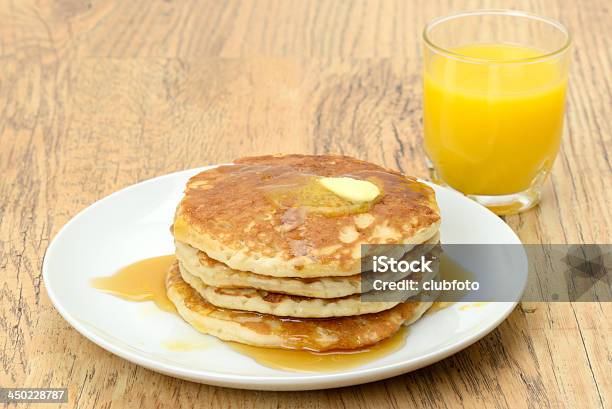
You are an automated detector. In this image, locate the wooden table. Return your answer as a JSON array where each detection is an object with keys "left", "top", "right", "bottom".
[{"left": 1, "top": 1, "right": 610, "bottom": 407}]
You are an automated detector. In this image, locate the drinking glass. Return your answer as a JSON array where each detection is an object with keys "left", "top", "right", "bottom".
[{"left": 422, "top": 10, "right": 571, "bottom": 215}]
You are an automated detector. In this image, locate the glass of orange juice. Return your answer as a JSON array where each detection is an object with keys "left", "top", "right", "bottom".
[{"left": 422, "top": 10, "right": 571, "bottom": 215}]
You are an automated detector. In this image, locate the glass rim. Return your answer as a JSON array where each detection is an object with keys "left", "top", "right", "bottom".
[{"left": 423, "top": 9, "right": 572, "bottom": 64}]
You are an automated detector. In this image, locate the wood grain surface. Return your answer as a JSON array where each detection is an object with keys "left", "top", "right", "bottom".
[{"left": 1, "top": 0, "right": 610, "bottom": 408}]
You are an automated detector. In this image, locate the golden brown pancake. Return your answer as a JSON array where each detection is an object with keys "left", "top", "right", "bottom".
[
  {"left": 173, "top": 154, "right": 440, "bottom": 278},
  {"left": 177, "top": 262, "right": 422, "bottom": 317},
  {"left": 175, "top": 232, "right": 440, "bottom": 298},
  {"left": 175, "top": 240, "right": 361, "bottom": 298},
  {"left": 166, "top": 261, "right": 434, "bottom": 351}
]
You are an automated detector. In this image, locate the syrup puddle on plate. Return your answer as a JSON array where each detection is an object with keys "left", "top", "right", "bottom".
[
  {"left": 90, "top": 254, "right": 466, "bottom": 372},
  {"left": 227, "top": 327, "right": 408, "bottom": 373},
  {"left": 90, "top": 255, "right": 177, "bottom": 314}
]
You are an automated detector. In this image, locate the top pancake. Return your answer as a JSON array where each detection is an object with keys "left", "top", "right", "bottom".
[{"left": 173, "top": 154, "right": 440, "bottom": 278}]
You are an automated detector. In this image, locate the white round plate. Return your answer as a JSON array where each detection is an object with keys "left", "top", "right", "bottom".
[{"left": 43, "top": 166, "right": 525, "bottom": 391}]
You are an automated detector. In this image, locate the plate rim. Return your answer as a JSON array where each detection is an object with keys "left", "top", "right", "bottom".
[{"left": 42, "top": 165, "right": 523, "bottom": 390}]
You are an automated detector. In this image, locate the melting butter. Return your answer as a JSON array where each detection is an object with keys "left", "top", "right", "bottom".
[{"left": 319, "top": 177, "right": 380, "bottom": 202}]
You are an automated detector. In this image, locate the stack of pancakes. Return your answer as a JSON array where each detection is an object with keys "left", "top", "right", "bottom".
[{"left": 166, "top": 154, "right": 441, "bottom": 352}]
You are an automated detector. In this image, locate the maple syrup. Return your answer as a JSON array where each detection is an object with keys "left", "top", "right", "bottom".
[
  {"left": 92, "top": 256, "right": 414, "bottom": 372},
  {"left": 90, "top": 255, "right": 177, "bottom": 314},
  {"left": 228, "top": 327, "right": 409, "bottom": 373}
]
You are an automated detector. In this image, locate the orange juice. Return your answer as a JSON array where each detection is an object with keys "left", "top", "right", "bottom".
[{"left": 424, "top": 44, "right": 568, "bottom": 195}]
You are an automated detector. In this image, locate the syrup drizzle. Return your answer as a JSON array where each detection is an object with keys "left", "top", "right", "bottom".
[{"left": 90, "top": 252, "right": 474, "bottom": 372}]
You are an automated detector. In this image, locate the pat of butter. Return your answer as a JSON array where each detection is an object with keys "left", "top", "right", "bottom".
[{"left": 318, "top": 177, "right": 380, "bottom": 202}]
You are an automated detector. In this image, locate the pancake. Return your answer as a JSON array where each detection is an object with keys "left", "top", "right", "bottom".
[
  {"left": 175, "top": 240, "right": 360, "bottom": 298},
  {"left": 166, "top": 261, "right": 435, "bottom": 351},
  {"left": 175, "top": 232, "right": 440, "bottom": 298},
  {"left": 178, "top": 261, "right": 432, "bottom": 317},
  {"left": 173, "top": 154, "right": 440, "bottom": 278}
]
